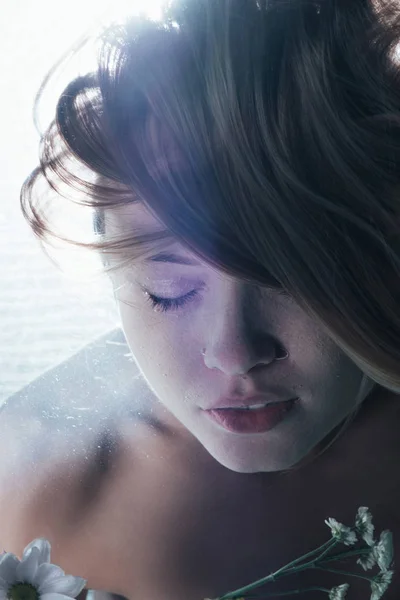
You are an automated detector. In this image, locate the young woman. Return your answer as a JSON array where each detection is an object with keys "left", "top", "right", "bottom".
[{"left": 2, "top": 0, "right": 400, "bottom": 598}]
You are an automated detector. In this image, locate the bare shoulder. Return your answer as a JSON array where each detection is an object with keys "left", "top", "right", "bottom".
[
  {"left": 0, "top": 427, "right": 133, "bottom": 594},
  {"left": 0, "top": 329, "right": 154, "bottom": 590}
]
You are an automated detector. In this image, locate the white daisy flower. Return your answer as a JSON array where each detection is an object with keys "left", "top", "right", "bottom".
[
  {"left": 325, "top": 518, "right": 357, "bottom": 546},
  {"left": 355, "top": 507, "right": 375, "bottom": 547},
  {"left": 0, "top": 538, "right": 86, "bottom": 600},
  {"left": 370, "top": 570, "right": 394, "bottom": 600},
  {"left": 356, "top": 548, "right": 377, "bottom": 571},
  {"left": 372, "top": 530, "right": 394, "bottom": 572},
  {"left": 328, "top": 583, "right": 350, "bottom": 600}
]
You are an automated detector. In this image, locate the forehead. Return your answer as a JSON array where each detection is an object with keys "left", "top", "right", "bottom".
[
  {"left": 104, "top": 201, "right": 203, "bottom": 264},
  {"left": 105, "top": 202, "right": 165, "bottom": 237}
]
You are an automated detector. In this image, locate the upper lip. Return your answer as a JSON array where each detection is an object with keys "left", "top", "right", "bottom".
[{"left": 205, "top": 394, "right": 297, "bottom": 410}]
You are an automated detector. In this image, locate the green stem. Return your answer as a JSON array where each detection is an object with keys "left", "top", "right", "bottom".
[
  {"left": 283, "top": 546, "right": 372, "bottom": 575},
  {"left": 319, "top": 548, "right": 372, "bottom": 565},
  {"left": 237, "top": 587, "right": 332, "bottom": 598},
  {"left": 313, "top": 565, "right": 373, "bottom": 583},
  {"left": 281, "top": 541, "right": 341, "bottom": 576},
  {"left": 311, "top": 541, "right": 340, "bottom": 564},
  {"left": 217, "top": 539, "right": 337, "bottom": 600}
]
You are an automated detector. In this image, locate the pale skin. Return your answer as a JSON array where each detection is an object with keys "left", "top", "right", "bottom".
[
  {"left": 107, "top": 202, "right": 377, "bottom": 474},
  {"left": 1, "top": 202, "right": 400, "bottom": 599}
]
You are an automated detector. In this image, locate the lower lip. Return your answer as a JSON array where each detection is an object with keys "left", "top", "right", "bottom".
[{"left": 205, "top": 398, "right": 298, "bottom": 434}]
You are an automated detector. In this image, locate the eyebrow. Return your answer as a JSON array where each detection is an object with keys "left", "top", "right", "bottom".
[{"left": 147, "top": 252, "right": 201, "bottom": 266}]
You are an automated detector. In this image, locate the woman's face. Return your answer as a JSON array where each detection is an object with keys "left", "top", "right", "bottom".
[{"left": 108, "top": 204, "right": 374, "bottom": 474}]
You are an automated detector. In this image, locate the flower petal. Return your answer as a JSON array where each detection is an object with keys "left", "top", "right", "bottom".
[
  {"left": 40, "top": 576, "right": 86, "bottom": 597},
  {"left": 22, "top": 539, "right": 51, "bottom": 565},
  {"left": 41, "top": 593, "right": 83, "bottom": 600},
  {"left": 373, "top": 530, "right": 394, "bottom": 572},
  {"left": 370, "top": 570, "right": 394, "bottom": 600},
  {"left": 0, "top": 554, "right": 19, "bottom": 584},
  {"left": 355, "top": 507, "right": 375, "bottom": 547},
  {"left": 0, "top": 576, "right": 9, "bottom": 596},
  {"left": 329, "top": 583, "right": 349, "bottom": 600},
  {"left": 16, "top": 547, "right": 40, "bottom": 582},
  {"left": 324, "top": 518, "right": 357, "bottom": 546},
  {"left": 357, "top": 549, "right": 376, "bottom": 571},
  {"left": 33, "top": 563, "right": 65, "bottom": 588}
]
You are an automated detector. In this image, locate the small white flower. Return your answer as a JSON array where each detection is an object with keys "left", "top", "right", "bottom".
[
  {"left": 372, "top": 530, "right": 394, "bottom": 572},
  {"left": 355, "top": 507, "right": 375, "bottom": 547},
  {"left": 357, "top": 548, "right": 377, "bottom": 571},
  {"left": 370, "top": 570, "right": 394, "bottom": 600},
  {"left": 325, "top": 518, "right": 357, "bottom": 546},
  {"left": 328, "top": 583, "right": 350, "bottom": 600},
  {"left": 0, "top": 538, "right": 86, "bottom": 600}
]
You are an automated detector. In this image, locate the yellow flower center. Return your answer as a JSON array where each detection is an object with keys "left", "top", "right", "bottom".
[{"left": 7, "top": 583, "right": 39, "bottom": 600}]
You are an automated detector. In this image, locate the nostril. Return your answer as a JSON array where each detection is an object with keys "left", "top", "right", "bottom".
[{"left": 275, "top": 347, "right": 290, "bottom": 361}]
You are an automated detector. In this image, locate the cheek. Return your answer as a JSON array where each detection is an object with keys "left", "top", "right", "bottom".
[
  {"left": 308, "top": 348, "right": 366, "bottom": 422},
  {"left": 117, "top": 301, "right": 196, "bottom": 383}
]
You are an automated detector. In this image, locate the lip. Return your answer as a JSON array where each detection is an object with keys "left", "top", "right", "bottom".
[
  {"left": 204, "top": 394, "right": 297, "bottom": 411},
  {"left": 204, "top": 398, "right": 298, "bottom": 434}
]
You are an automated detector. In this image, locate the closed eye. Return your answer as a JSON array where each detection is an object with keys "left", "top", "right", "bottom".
[
  {"left": 144, "top": 285, "right": 291, "bottom": 313},
  {"left": 146, "top": 289, "right": 199, "bottom": 313}
]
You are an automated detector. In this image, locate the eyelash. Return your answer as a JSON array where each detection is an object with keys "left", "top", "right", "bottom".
[
  {"left": 146, "top": 289, "right": 200, "bottom": 313},
  {"left": 145, "top": 287, "right": 291, "bottom": 313}
]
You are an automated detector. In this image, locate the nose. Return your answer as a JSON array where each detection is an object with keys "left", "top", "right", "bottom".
[{"left": 202, "top": 290, "right": 279, "bottom": 376}]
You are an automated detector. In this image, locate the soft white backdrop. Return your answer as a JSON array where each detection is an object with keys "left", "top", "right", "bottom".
[{"left": 0, "top": 0, "right": 161, "bottom": 402}]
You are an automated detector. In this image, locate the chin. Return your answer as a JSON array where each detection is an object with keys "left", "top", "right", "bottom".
[
  {"left": 205, "top": 446, "right": 300, "bottom": 474},
  {"left": 216, "top": 459, "right": 291, "bottom": 474}
]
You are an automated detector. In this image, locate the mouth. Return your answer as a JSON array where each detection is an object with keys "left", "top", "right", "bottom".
[
  {"left": 205, "top": 395, "right": 299, "bottom": 411},
  {"left": 204, "top": 398, "right": 299, "bottom": 434},
  {"left": 216, "top": 400, "right": 294, "bottom": 411}
]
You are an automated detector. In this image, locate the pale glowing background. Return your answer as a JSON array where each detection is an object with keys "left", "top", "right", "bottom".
[{"left": 0, "top": 0, "right": 162, "bottom": 402}]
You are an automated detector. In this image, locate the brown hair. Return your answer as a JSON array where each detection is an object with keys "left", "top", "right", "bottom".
[{"left": 21, "top": 0, "right": 400, "bottom": 403}]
